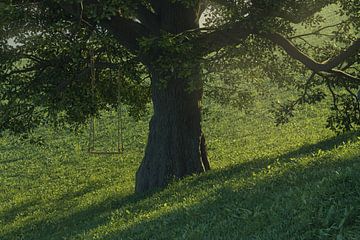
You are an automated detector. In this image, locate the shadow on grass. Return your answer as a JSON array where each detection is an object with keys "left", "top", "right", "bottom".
[
  {"left": 0, "top": 200, "right": 39, "bottom": 224},
  {"left": 0, "top": 185, "right": 150, "bottom": 240},
  {"left": 104, "top": 131, "right": 360, "bottom": 239},
  {"left": 0, "top": 179, "right": 163, "bottom": 240},
  {"left": 280, "top": 130, "right": 360, "bottom": 159},
  {"left": 1, "top": 131, "right": 360, "bottom": 240},
  {"left": 107, "top": 154, "right": 360, "bottom": 240}
]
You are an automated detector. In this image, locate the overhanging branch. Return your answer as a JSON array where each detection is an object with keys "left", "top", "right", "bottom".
[
  {"left": 101, "top": 15, "right": 150, "bottom": 52},
  {"left": 194, "top": 19, "right": 256, "bottom": 54},
  {"left": 135, "top": 5, "right": 160, "bottom": 34},
  {"left": 263, "top": 32, "right": 360, "bottom": 83},
  {"left": 289, "top": 22, "right": 345, "bottom": 40},
  {"left": 59, "top": 2, "right": 150, "bottom": 53}
]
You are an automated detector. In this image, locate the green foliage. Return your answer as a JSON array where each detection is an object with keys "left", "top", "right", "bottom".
[
  {"left": 0, "top": 49, "right": 149, "bottom": 132},
  {"left": 139, "top": 32, "right": 201, "bottom": 91},
  {"left": 0, "top": 5, "right": 151, "bottom": 133},
  {"left": 1, "top": 0, "right": 359, "bottom": 134}
]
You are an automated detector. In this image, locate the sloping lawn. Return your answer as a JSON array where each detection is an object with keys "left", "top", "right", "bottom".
[{"left": 1, "top": 99, "right": 360, "bottom": 239}]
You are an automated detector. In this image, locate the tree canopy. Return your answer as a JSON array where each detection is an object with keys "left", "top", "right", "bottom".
[{"left": 0, "top": 0, "right": 359, "bottom": 132}]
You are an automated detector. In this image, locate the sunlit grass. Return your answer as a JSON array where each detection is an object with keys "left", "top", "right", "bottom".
[{"left": 1, "top": 94, "right": 360, "bottom": 239}]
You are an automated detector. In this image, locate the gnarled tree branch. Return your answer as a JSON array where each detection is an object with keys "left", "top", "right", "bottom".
[
  {"left": 59, "top": 2, "right": 150, "bottom": 53},
  {"left": 289, "top": 21, "right": 345, "bottom": 40},
  {"left": 135, "top": 4, "right": 160, "bottom": 34},
  {"left": 101, "top": 15, "right": 150, "bottom": 52},
  {"left": 194, "top": 19, "right": 256, "bottom": 54},
  {"left": 263, "top": 32, "right": 360, "bottom": 82}
]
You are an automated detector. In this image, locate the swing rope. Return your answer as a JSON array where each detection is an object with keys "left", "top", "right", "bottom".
[{"left": 88, "top": 50, "right": 124, "bottom": 155}]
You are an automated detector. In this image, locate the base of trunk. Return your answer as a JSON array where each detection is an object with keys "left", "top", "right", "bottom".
[{"left": 135, "top": 115, "right": 210, "bottom": 193}]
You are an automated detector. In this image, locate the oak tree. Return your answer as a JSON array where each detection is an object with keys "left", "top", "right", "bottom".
[{"left": 1, "top": 0, "right": 359, "bottom": 193}]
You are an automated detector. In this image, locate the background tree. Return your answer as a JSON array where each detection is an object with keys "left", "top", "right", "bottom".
[{"left": 0, "top": 0, "right": 359, "bottom": 193}]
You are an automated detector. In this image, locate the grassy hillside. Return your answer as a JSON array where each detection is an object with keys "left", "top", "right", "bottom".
[
  {"left": 1, "top": 93, "right": 360, "bottom": 240},
  {"left": 1, "top": 4, "right": 360, "bottom": 240}
]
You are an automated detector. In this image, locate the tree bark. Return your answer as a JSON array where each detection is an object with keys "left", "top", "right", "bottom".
[{"left": 135, "top": 65, "right": 210, "bottom": 193}]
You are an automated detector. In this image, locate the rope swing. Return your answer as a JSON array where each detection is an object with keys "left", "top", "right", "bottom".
[{"left": 88, "top": 51, "right": 124, "bottom": 155}]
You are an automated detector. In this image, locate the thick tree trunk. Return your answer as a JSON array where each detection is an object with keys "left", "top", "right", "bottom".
[{"left": 135, "top": 66, "right": 210, "bottom": 193}]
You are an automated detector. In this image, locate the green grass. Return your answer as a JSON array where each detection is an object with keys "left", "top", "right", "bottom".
[{"left": 1, "top": 96, "right": 360, "bottom": 239}]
